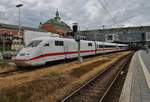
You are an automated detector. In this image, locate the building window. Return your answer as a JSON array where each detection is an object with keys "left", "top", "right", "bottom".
[{"left": 55, "top": 41, "right": 64, "bottom": 46}]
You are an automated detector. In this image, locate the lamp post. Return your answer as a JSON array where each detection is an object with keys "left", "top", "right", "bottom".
[{"left": 16, "top": 3, "right": 23, "bottom": 49}]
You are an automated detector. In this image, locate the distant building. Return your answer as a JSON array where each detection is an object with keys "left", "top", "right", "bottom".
[
  {"left": 80, "top": 26, "right": 150, "bottom": 48},
  {"left": 0, "top": 23, "right": 46, "bottom": 51},
  {"left": 40, "top": 10, "right": 72, "bottom": 36}
]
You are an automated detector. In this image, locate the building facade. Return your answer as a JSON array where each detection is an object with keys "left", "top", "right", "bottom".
[
  {"left": 80, "top": 26, "right": 150, "bottom": 48},
  {"left": 0, "top": 23, "right": 47, "bottom": 51}
]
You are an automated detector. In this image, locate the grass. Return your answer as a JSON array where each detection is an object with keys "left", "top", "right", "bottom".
[
  {"left": 0, "top": 62, "right": 8, "bottom": 67},
  {"left": 0, "top": 72, "right": 69, "bottom": 102},
  {"left": 0, "top": 51, "right": 131, "bottom": 102},
  {"left": 70, "top": 59, "right": 110, "bottom": 78},
  {"left": 0, "top": 60, "right": 16, "bottom": 73}
]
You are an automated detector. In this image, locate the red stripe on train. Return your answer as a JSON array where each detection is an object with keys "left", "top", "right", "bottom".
[
  {"left": 15, "top": 50, "right": 96, "bottom": 61},
  {"left": 15, "top": 48, "right": 119, "bottom": 61}
]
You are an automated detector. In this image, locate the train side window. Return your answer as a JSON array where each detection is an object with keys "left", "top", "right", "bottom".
[
  {"left": 55, "top": 41, "right": 64, "bottom": 46},
  {"left": 99, "top": 45, "right": 103, "bottom": 48},
  {"left": 88, "top": 43, "right": 92, "bottom": 46},
  {"left": 60, "top": 41, "right": 64, "bottom": 46},
  {"left": 105, "top": 45, "right": 108, "bottom": 48},
  {"left": 44, "top": 43, "right": 49, "bottom": 47},
  {"left": 26, "top": 40, "right": 42, "bottom": 47},
  {"left": 107, "top": 45, "right": 113, "bottom": 48}
]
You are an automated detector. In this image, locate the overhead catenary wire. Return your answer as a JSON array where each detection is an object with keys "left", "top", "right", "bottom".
[{"left": 98, "top": 0, "right": 119, "bottom": 26}]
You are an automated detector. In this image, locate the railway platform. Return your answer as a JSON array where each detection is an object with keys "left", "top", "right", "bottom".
[{"left": 119, "top": 50, "right": 150, "bottom": 102}]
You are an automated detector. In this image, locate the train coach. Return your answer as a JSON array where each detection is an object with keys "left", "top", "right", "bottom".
[{"left": 15, "top": 37, "right": 128, "bottom": 67}]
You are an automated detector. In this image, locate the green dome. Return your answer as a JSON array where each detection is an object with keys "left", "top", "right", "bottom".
[{"left": 43, "top": 10, "right": 72, "bottom": 32}]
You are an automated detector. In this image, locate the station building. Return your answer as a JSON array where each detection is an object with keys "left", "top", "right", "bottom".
[{"left": 80, "top": 26, "right": 150, "bottom": 48}]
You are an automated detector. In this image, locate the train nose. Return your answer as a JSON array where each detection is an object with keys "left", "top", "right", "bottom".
[{"left": 15, "top": 53, "right": 32, "bottom": 67}]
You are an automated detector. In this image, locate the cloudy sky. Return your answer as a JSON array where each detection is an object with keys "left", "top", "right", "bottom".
[{"left": 0, "top": 0, "right": 150, "bottom": 30}]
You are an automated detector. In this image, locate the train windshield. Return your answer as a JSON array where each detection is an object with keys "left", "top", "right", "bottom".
[{"left": 26, "top": 40, "right": 42, "bottom": 47}]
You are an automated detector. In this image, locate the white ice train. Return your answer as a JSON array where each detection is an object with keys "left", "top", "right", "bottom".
[{"left": 15, "top": 37, "right": 128, "bottom": 67}]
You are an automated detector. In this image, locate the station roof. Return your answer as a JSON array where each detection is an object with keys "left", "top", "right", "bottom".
[
  {"left": 0, "top": 23, "right": 47, "bottom": 32},
  {"left": 44, "top": 19, "right": 72, "bottom": 32},
  {"left": 81, "top": 25, "right": 150, "bottom": 33}
]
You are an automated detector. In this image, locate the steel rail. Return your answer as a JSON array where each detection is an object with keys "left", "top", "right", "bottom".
[
  {"left": 60, "top": 53, "right": 131, "bottom": 102},
  {"left": 99, "top": 54, "right": 132, "bottom": 102}
]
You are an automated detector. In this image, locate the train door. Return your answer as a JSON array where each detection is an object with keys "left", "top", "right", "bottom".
[
  {"left": 94, "top": 41, "right": 97, "bottom": 55},
  {"left": 64, "top": 40, "right": 68, "bottom": 59},
  {"left": 53, "top": 40, "right": 65, "bottom": 60},
  {"left": 66, "top": 40, "right": 78, "bottom": 59},
  {"left": 40, "top": 40, "right": 51, "bottom": 63}
]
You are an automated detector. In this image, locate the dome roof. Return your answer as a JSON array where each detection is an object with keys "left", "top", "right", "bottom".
[{"left": 41, "top": 10, "right": 72, "bottom": 33}]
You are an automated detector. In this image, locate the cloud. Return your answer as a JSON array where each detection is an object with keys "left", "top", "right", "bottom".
[{"left": 0, "top": 0, "right": 150, "bottom": 30}]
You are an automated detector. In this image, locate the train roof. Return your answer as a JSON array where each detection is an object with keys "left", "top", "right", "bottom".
[
  {"left": 31, "top": 36, "right": 73, "bottom": 41},
  {"left": 31, "top": 37, "right": 128, "bottom": 46},
  {"left": 95, "top": 41, "right": 117, "bottom": 46},
  {"left": 117, "top": 44, "right": 128, "bottom": 46},
  {"left": 32, "top": 37, "right": 94, "bottom": 43}
]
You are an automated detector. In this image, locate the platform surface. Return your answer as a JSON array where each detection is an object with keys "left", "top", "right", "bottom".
[{"left": 119, "top": 50, "right": 150, "bottom": 102}]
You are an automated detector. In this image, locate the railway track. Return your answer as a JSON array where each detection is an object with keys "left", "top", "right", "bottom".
[
  {"left": 60, "top": 53, "right": 133, "bottom": 102},
  {"left": 0, "top": 69, "right": 21, "bottom": 77},
  {"left": 0, "top": 66, "right": 42, "bottom": 77},
  {"left": 0, "top": 67, "right": 49, "bottom": 77}
]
